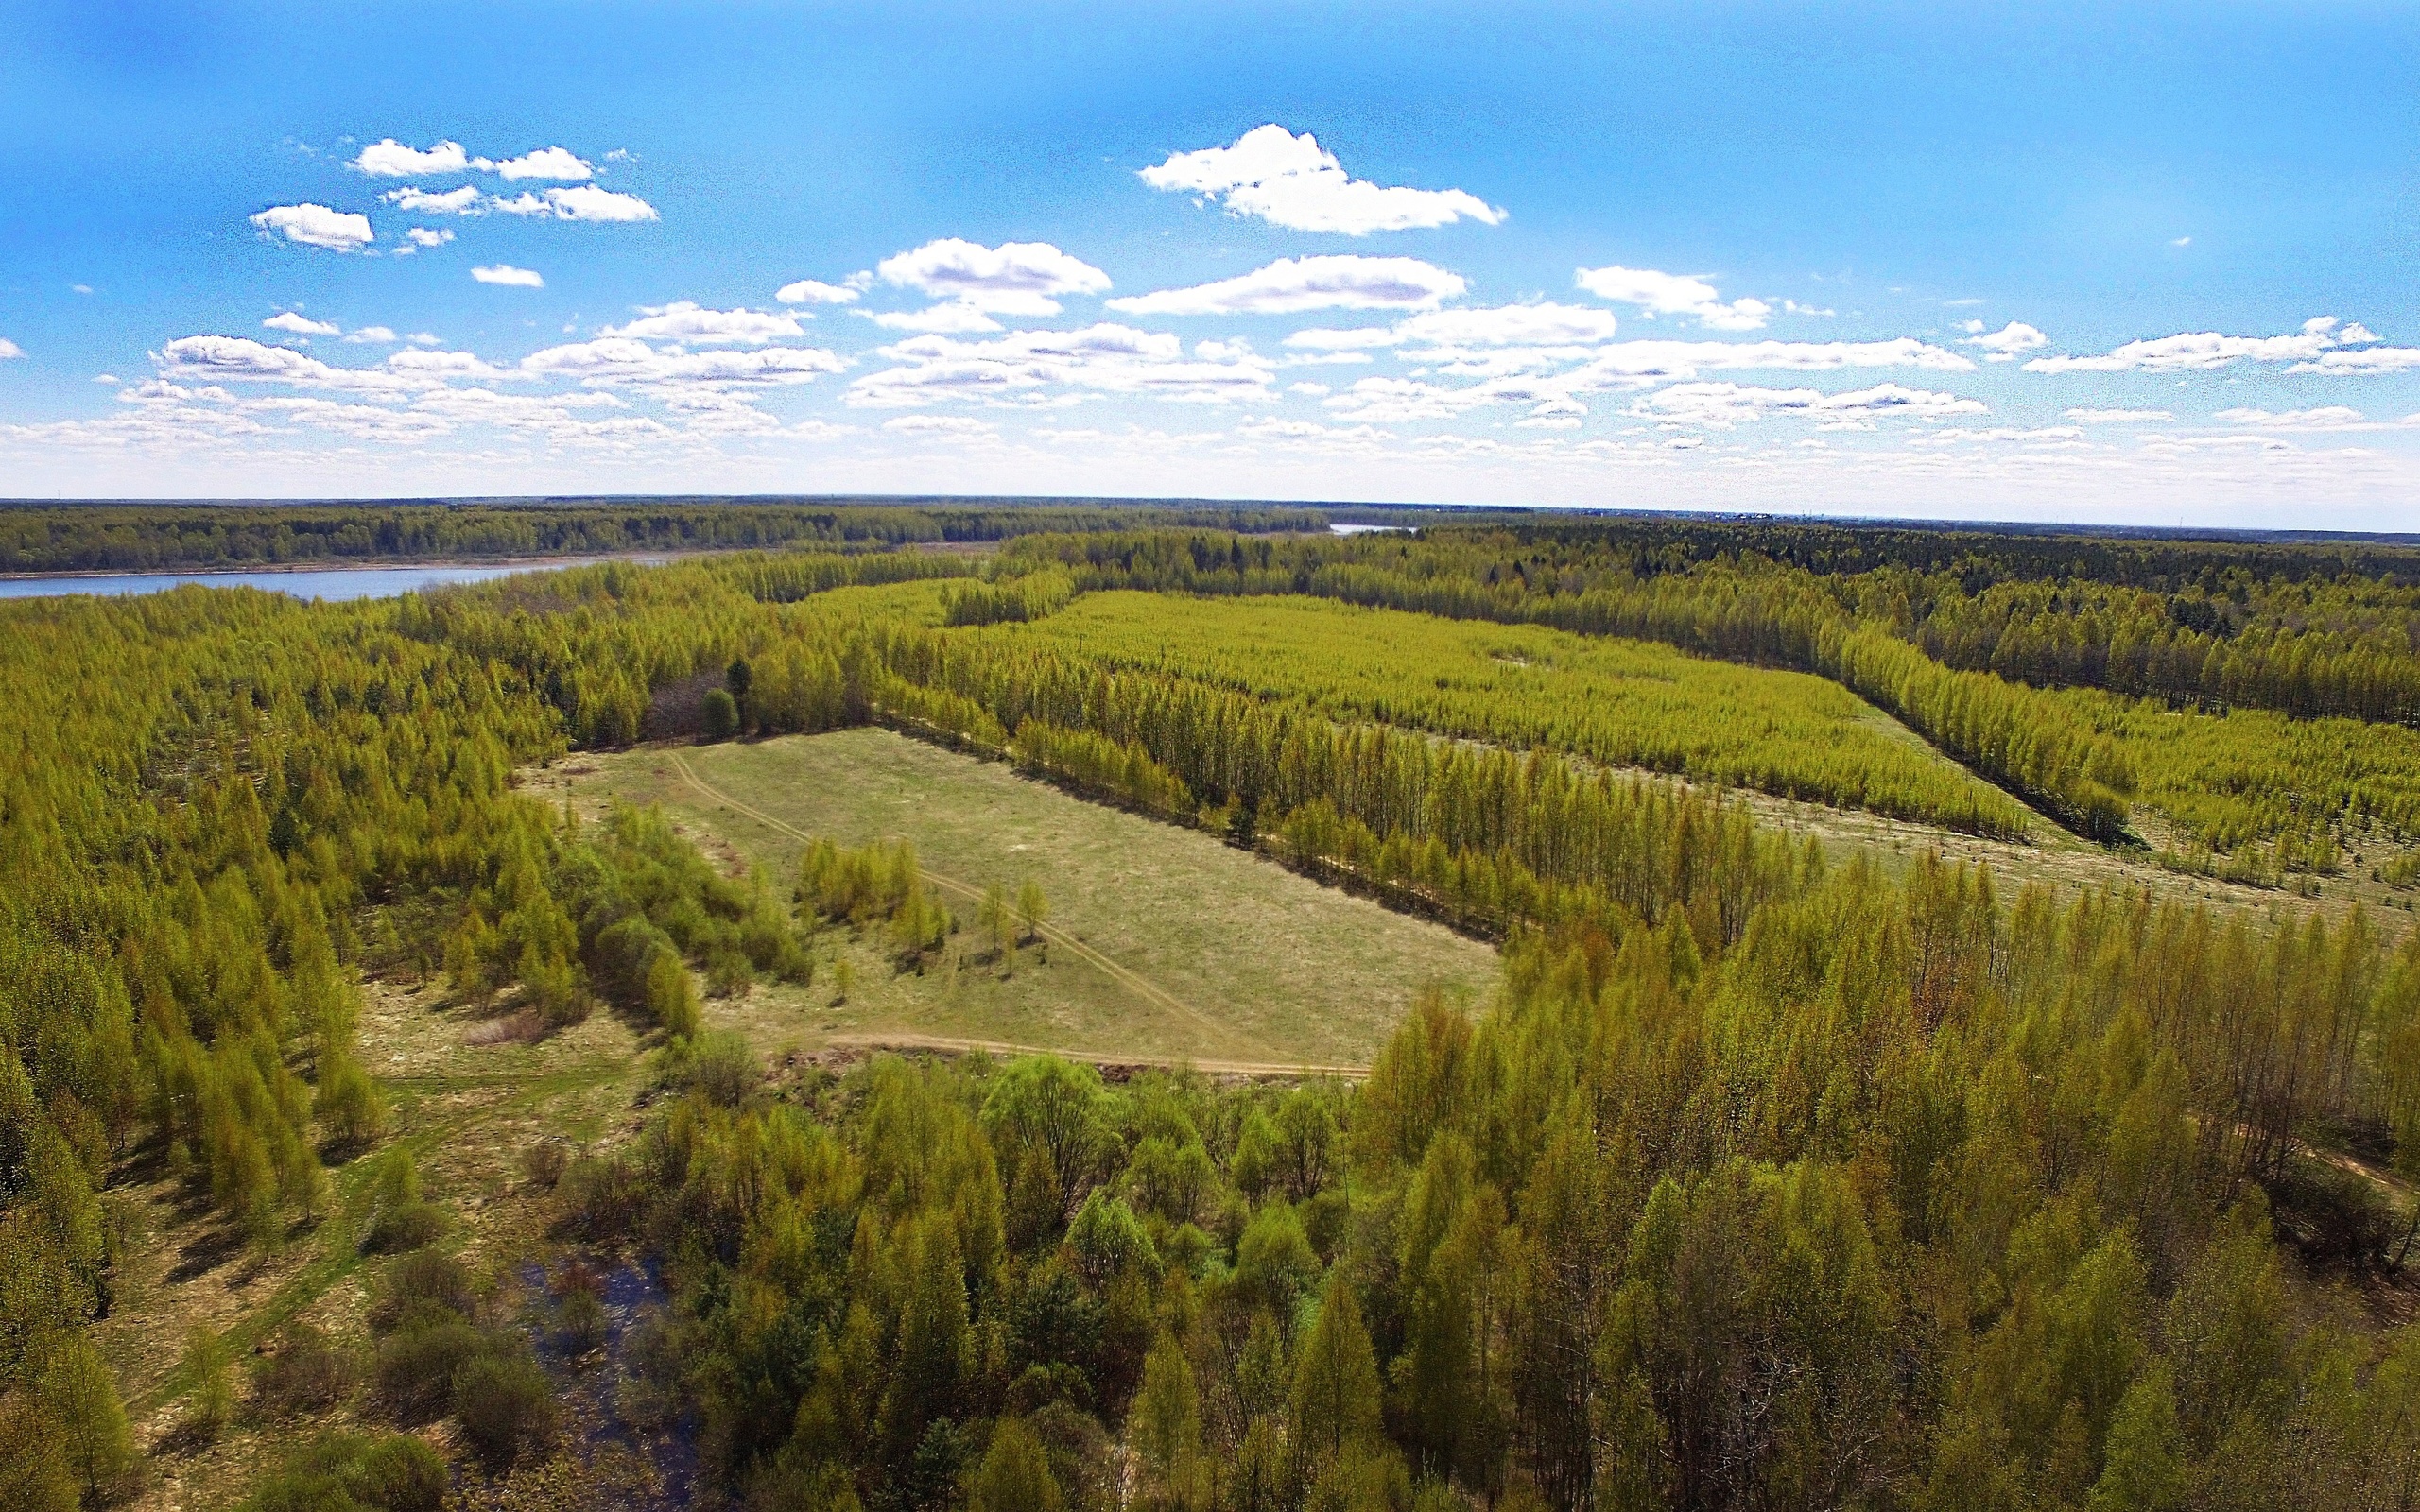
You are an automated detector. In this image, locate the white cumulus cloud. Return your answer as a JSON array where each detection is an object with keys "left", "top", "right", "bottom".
[
  {"left": 1964, "top": 321, "right": 2048, "bottom": 360},
  {"left": 345, "top": 326, "right": 400, "bottom": 344},
  {"left": 1634, "top": 381, "right": 1988, "bottom": 430},
  {"left": 472, "top": 264, "right": 544, "bottom": 287},
  {"left": 2215, "top": 405, "right": 2370, "bottom": 430},
  {"left": 0, "top": 339, "right": 21, "bottom": 359},
  {"left": 250, "top": 203, "right": 373, "bottom": 251},
  {"left": 263, "top": 311, "right": 339, "bottom": 336},
  {"left": 776, "top": 279, "right": 862, "bottom": 305},
  {"left": 352, "top": 139, "right": 472, "bottom": 177},
  {"left": 1575, "top": 266, "right": 1770, "bottom": 330},
  {"left": 876, "top": 239, "right": 1112, "bottom": 315},
  {"left": 1288, "top": 303, "right": 1621, "bottom": 351},
  {"left": 1109, "top": 255, "right": 1467, "bottom": 317},
  {"left": 382, "top": 185, "right": 482, "bottom": 215},
  {"left": 867, "top": 304, "right": 1004, "bottom": 334},
  {"left": 2288, "top": 347, "right": 2420, "bottom": 375},
  {"left": 541, "top": 185, "right": 657, "bottom": 222},
  {"left": 404, "top": 227, "right": 455, "bottom": 249},
  {"left": 2027, "top": 318, "right": 2370, "bottom": 373},
  {"left": 599, "top": 302, "right": 805, "bottom": 345},
  {"left": 492, "top": 146, "right": 593, "bottom": 181},
  {"left": 847, "top": 323, "right": 1272, "bottom": 409},
  {"left": 518, "top": 336, "right": 846, "bottom": 387},
  {"left": 1139, "top": 124, "right": 1505, "bottom": 235}
]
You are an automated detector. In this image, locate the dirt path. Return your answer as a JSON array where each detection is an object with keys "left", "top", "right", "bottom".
[{"left": 665, "top": 750, "right": 1270, "bottom": 1060}]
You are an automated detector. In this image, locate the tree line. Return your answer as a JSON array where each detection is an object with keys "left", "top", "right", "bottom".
[{"left": 0, "top": 503, "right": 1327, "bottom": 576}]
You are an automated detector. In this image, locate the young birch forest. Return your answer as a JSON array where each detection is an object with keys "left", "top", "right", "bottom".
[{"left": 9, "top": 507, "right": 2420, "bottom": 1512}]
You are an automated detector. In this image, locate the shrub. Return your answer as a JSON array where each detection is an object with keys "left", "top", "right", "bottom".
[
  {"left": 376, "top": 1318, "right": 488, "bottom": 1423},
  {"left": 362, "top": 1199, "right": 445, "bottom": 1255},
  {"left": 251, "top": 1323, "right": 357, "bottom": 1418},
  {"left": 689, "top": 1030, "right": 758, "bottom": 1108},
  {"left": 371, "top": 1247, "right": 475, "bottom": 1334},
  {"left": 240, "top": 1431, "right": 445, "bottom": 1512},
  {"left": 701, "top": 688, "right": 740, "bottom": 742},
  {"left": 521, "top": 1139, "right": 568, "bottom": 1191},
  {"left": 452, "top": 1344, "right": 558, "bottom": 1471}
]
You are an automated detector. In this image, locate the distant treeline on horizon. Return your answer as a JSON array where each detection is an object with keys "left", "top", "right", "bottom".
[
  {"left": 11, "top": 497, "right": 2420, "bottom": 585},
  {"left": 0, "top": 500, "right": 1349, "bottom": 575}
]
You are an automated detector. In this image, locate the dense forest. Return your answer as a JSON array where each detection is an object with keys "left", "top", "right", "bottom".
[
  {"left": 0, "top": 502, "right": 1327, "bottom": 575},
  {"left": 6, "top": 508, "right": 2420, "bottom": 1512}
]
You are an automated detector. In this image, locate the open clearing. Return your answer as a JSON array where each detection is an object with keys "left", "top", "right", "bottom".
[{"left": 550, "top": 727, "right": 1501, "bottom": 1068}]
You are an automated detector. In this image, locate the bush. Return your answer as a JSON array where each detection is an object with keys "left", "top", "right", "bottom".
[
  {"left": 376, "top": 1318, "right": 488, "bottom": 1423},
  {"left": 362, "top": 1199, "right": 445, "bottom": 1255},
  {"left": 371, "top": 1247, "right": 475, "bottom": 1334},
  {"left": 701, "top": 688, "right": 740, "bottom": 742},
  {"left": 251, "top": 1323, "right": 357, "bottom": 1418},
  {"left": 522, "top": 1139, "right": 568, "bottom": 1191},
  {"left": 452, "top": 1344, "right": 558, "bottom": 1471},
  {"left": 689, "top": 1030, "right": 758, "bottom": 1108},
  {"left": 241, "top": 1431, "right": 445, "bottom": 1512}
]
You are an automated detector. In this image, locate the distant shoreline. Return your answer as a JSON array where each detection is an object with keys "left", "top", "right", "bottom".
[{"left": 0, "top": 548, "right": 701, "bottom": 583}]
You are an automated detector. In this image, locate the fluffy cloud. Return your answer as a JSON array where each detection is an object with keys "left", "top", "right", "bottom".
[
  {"left": 1314, "top": 336, "right": 1977, "bottom": 423},
  {"left": 1962, "top": 321, "right": 2048, "bottom": 360},
  {"left": 0, "top": 339, "right": 21, "bottom": 359},
  {"left": 155, "top": 335, "right": 411, "bottom": 393},
  {"left": 385, "top": 348, "right": 517, "bottom": 382},
  {"left": 472, "top": 265, "right": 544, "bottom": 287},
  {"left": 777, "top": 279, "right": 862, "bottom": 305},
  {"left": 541, "top": 185, "right": 657, "bottom": 222},
  {"left": 250, "top": 203, "right": 373, "bottom": 251},
  {"left": 1905, "top": 426, "right": 2087, "bottom": 447},
  {"left": 867, "top": 304, "right": 1004, "bottom": 334},
  {"left": 352, "top": 139, "right": 472, "bottom": 177},
  {"left": 2065, "top": 407, "right": 2174, "bottom": 423},
  {"left": 492, "top": 146, "right": 593, "bottom": 181},
  {"left": 2287, "top": 347, "right": 2420, "bottom": 375},
  {"left": 1575, "top": 266, "right": 1770, "bottom": 330},
  {"left": 847, "top": 323, "right": 1272, "bottom": 409},
  {"left": 1573, "top": 337, "right": 1975, "bottom": 383},
  {"left": 2215, "top": 405, "right": 2371, "bottom": 430},
  {"left": 489, "top": 187, "right": 658, "bottom": 221},
  {"left": 345, "top": 327, "right": 400, "bottom": 344},
  {"left": 403, "top": 228, "right": 455, "bottom": 249},
  {"left": 382, "top": 185, "right": 482, "bottom": 215},
  {"left": 876, "top": 239, "right": 1111, "bottom": 315},
  {"left": 600, "top": 302, "right": 805, "bottom": 345},
  {"left": 263, "top": 311, "right": 339, "bottom": 336},
  {"left": 2027, "top": 318, "right": 2377, "bottom": 373},
  {"left": 1139, "top": 124, "right": 1505, "bottom": 234},
  {"left": 1633, "top": 381, "right": 1989, "bottom": 429},
  {"left": 518, "top": 336, "right": 846, "bottom": 387},
  {"left": 1289, "top": 302, "right": 1621, "bottom": 350},
  {"left": 1109, "top": 256, "right": 1467, "bottom": 317}
]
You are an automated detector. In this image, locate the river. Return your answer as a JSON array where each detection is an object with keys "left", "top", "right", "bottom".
[{"left": 0, "top": 558, "right": 654, "bottom": 602}]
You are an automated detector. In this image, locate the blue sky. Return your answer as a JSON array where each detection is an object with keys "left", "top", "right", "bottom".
[{"left": 2, "top": 2, "right": 2416, "bottom": 524}]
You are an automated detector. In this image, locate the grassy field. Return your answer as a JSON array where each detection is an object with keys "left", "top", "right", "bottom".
[{"left": 551, "top": 727, "right": 1500, "bottom": 1069}]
